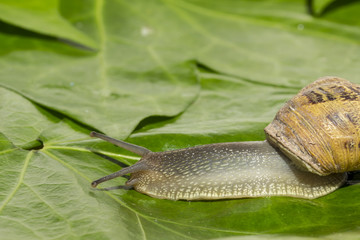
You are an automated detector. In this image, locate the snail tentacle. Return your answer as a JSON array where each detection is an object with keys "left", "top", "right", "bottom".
[
  {"left": 90, "top": 132, "right": 152, "bottom": 188},
  {"left": 90, "top": 131, "right": 151, "bottom": 156},
  {"left": 91, "top": 161, "right": 149, "bottom": 188}
]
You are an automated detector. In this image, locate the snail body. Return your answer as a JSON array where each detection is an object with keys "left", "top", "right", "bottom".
[{"left": 91, "top": 77, "right": 359, "bottom": 200}]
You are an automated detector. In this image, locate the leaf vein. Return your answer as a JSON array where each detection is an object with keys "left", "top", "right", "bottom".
[
  {"left": 136, "top": 213, "right": 147, "bottom": 240},
  {"left": 95, "top": 0, "right": 109, "bottom": 99},
  {"left": 0, "top": 151, "right": 33, "bottom": 214},
  {"left": 22, "top": 182, "right": 76, "bottom": 237},
  {"left": 0, "top": 215, "right": 44, "bottom": 239}
]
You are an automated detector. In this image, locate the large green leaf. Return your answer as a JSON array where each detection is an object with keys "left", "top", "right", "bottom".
[
  {"left": 1, "top": 86, "right": 359, "bottom": 240},
  {"left": 0, "top": 0, "right": 360, "bottom": 239},
  {"left": 0, "top": 0, "right": 201, "bottom": 139}
]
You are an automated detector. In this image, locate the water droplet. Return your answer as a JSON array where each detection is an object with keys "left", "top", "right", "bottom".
[
  {"left": 141, "top": 26, "right": 153, "bottom": 37},
  {"left": 76, "top": 22, "right": 83, "bottom": 28}
]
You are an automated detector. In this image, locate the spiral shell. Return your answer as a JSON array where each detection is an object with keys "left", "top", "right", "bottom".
[{"left": 265, "top": 76, "right": 360, "bottom": 175}]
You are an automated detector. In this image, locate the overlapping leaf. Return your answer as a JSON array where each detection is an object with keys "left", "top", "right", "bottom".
[
  {"left": 0, "top": 0, "right": 360, "bottom": 239},
  {"left": 0, "top": 0, "right": 97, "bottom": 48}
]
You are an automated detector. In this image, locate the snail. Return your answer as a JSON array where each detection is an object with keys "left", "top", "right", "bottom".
[{"left": 91, "top": 76, "right": 360, "bottom": 200}]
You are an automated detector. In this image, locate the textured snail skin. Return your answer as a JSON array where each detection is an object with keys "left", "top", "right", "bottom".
[
  {"left": 91, "top": 132, "right": 346, "bottom": 200},
  {"left": 127, "top": 141, "right": 346, "bottom": 200}
]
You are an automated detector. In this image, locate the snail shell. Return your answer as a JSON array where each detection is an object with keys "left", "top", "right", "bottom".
[
  {"left": 265, "top": 77, "right": 360, "bottom": 175},
  {"left": 90, "top": 76, "right": 359, "bottom": 200}
]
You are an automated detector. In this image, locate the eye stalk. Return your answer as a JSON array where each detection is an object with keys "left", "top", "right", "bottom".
[
  {"left": 90, "top": 131, "right": 151, "bottom": 188},
  {"left": 90, "top": 131, "right": 151, "bottom": 156}
]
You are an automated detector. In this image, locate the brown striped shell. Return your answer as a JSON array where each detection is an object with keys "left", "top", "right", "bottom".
[{"left": 265, "top": 76, "right": 360, "bottom": 176}]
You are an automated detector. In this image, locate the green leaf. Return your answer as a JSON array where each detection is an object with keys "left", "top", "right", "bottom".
[
  {"left": 0, "top": 0, "right": 97, "bottom": 49},
  {"left": 312, "top": 0, "right": 360, "bottom": 25},
  {"left": 0, "top": 26, "right": 199, "bottom": 138},
  {"left": 311, "top": 0, "right": 334, "bottom": 15},
  {"left": 0, "top": 0, "right": 360, "bottom": 239},
  {"left": 0, "top": 87, "right": 59, "bottom": 146},
  {"left": 131, "top": 70, "right": 295, "bottom": 149}
]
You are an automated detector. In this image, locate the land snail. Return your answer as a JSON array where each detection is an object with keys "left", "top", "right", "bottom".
[{"left": 91, "top": 76, "right": 360, "bottom": 200}]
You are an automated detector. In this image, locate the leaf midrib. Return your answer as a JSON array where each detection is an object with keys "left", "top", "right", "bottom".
[{"left": 0, "top": 151, "right": 33, "bottom": 214}]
